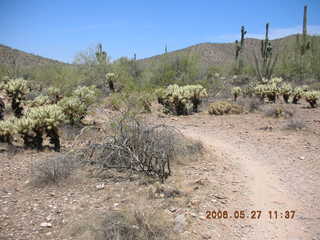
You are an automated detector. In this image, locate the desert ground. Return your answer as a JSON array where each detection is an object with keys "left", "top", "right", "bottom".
[{"left": 1, "top": 99, "right": 319, "bottom": 240}]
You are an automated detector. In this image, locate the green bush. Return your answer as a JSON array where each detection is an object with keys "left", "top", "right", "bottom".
[{"left": 208, "top": 101, "right": 243, "bottom": 115}]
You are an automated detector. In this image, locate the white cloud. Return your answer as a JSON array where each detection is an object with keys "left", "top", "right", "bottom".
[{"left": 216, "top": 25, "right": 320, "bottom": 42}]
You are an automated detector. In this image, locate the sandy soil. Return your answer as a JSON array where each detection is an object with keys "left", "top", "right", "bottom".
[{"left": 165, "top": 104, "right": 320, "bottom": 239}]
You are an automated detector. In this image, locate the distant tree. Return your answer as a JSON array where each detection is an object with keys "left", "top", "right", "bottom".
[{"left": 150, "top": 54, "right": 200, "bottom": 87}]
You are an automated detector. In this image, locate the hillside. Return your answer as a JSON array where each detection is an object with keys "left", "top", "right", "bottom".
[
  {"left": 1, "top": 34, "right": 318, "bottom": 70},
  {"left": 0, "top": 44, "right": 65, "bottom": 67},
  {"left": 139, "top": 34, "right": 310, "bottom": 69}
]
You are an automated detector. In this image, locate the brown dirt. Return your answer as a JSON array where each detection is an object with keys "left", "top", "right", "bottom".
[
  {"left": 163, "top": 103, "right": 320, "bottom": 239},
  {"left": 1, "top": 102, "right": 320, "bottom": 239}
]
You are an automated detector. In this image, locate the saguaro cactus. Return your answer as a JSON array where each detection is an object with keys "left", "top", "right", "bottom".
[
  {"left": 235, "top": 26, "right": 247, "bottom": 73},
  {"left": 254, "top": 23, "right": 278, "bottom": 82},
  {"left": 295, "top": 5, "right": 311, "bottom": 81},
  {"left": 301, "top": 5, "right": 310, "bottom": 56},
  {"left": 96, "top": 43, "right": 107, "bottom": 65}
]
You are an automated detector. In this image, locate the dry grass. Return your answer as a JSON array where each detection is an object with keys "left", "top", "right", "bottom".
[
  {"left": 96, "top": 210, "right": 171, "bottom": 240},
  {"left": 262, "top": 105, "right": 295, "bottom": 118},
  {"left": 31, "top": 152, "right": 79, "bottom": 185},
  {"left": 283, "top": 118, "right": 305, "bottom": 130}
]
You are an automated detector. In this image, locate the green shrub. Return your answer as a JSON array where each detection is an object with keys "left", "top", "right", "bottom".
[
  {"left": 208, "top": 101, "right": 243, "bottom": 115},
  {"left": 1, "top": 78, "right": 29, "bottom": 118}
]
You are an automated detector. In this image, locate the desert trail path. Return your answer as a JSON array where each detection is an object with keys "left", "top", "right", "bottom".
[{"left": 169, "top": 114, "right": 320, "bottom": 240}]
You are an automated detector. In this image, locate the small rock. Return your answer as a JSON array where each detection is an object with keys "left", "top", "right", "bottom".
[
  {"left": 299, "top": 156, "right": 305, "bottom": 160},
  {"left": 169, "top": 207, "right": 177, "bottom": 213},
  {"left": 40, "top": 222, "right": 52, "bottom": 228},
  {"left": 174, "top": 214, "right": 186, "bottom": 233},
  {"left": 96, "top": 183, "right": 105, "bottom": 190}
]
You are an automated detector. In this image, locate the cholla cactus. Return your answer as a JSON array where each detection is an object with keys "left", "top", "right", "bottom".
[
  {"left": 28, "top": 95, "right": 51, "bottom": 107},
  {"left": 154, "top": 88, "right": 166, "bottom": 104},
  {"left": 280, "top": 83, "right": 292, "bottom": 104},
  {"left": 254, "top": 77, "right": 282, "bottom": 103},
  {"left": 303, "top": 91, "right": 319, "bottom": 108},
  {"left": 72, "top": 86, "right": 97, "bottom": 105},
  {"left": 47, "top": 87, "right": 62, "bottom": 103},
  {"left": 0, "top": 97, "right": 5, "bottom": 120},
  {"left": 106, "top": 73, "right": 117, "bottom": 92},
  {"left": 0, "top": 119, "right": 16, "bottom": 144},
  {"left": 183, "top": 85, "right": 208, "bottom": 112},
  {"left": 292, "top": 86, "right": 308, "bottom": 104},
  {"left": 157, "top": 84, "right": 207, "bottom": 115},
  {"left": 2, "top": 78, "right": 29, "bottom": 118},
  {"left": 15, "top": 117, "right": 39, "bottom": 149},
  {"left": 58, "top": 97, "right": 87, "bottom": 125},
  {"left": 231, "top": 87, "right": 241, "bottom": 102},
  {"left": 17, "top": 105, "right": 65, "bottom": 151}
]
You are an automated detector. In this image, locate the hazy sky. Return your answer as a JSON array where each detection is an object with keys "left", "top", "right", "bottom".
[{"left": 0, "top": 0, "right": 319, "bottom": 63}]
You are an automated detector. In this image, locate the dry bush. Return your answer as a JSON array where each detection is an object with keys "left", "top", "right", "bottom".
[
  {"left": 284, "top": 118, "right": 305, "bottom": 130},
  {"left": 262, "top": 105, "right": 294, "bottom": 118},
  {"left": 238, "top": 97, "right": 262, "bottom": 112},
  {"left": 96, "top": 210, "right": 170, "bottom": 240},
  {"left": 80, "top": 113, "right": 193, "bottom": 182},
  {"left": 31, "top": 153, "right": 79, "bottom": 185},
  {"left": 208, "top": 101, "right": 243, "bottom": 115}
]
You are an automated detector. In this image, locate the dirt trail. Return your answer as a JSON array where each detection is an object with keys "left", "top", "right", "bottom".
[{"left": 171, "top": 114, "right": 320, "bottom": 240}]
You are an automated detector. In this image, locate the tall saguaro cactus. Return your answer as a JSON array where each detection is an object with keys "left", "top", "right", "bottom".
[
  {"left": 301, "top": 5, "right": 311, "bottom": 56},
  {"left": 96, "top": 43, "right": 107, "bottom": 65},
  {"left": 295, "top": 5, "right": 311, "bottom": 81},
  {"left": 253, "top": 23, "right": 279, "bottom": 82},
  {"left": 235, "top": 26, "right": 247, "bottom": 73},
  {"left": 260, "top": 23, "right": 273, "bottom": 68}
]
